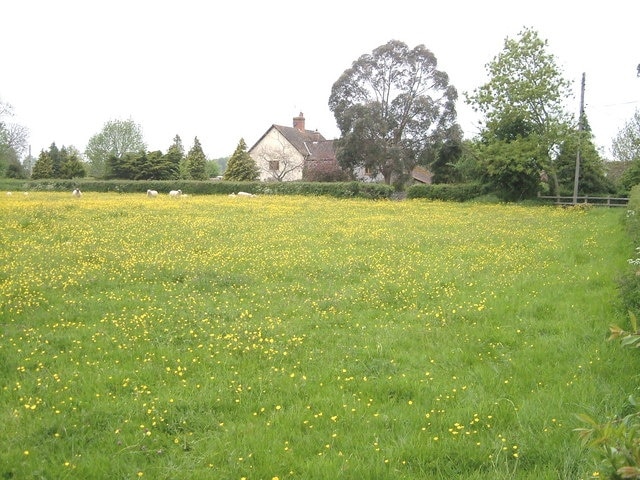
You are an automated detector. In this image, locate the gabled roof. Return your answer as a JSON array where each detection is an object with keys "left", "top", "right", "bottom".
[
  {"left": 249, "top": 124, "right": 335, "bottom": 161},
  {"left": 412, "top": 165, "right": 433, "bottom": 184}
]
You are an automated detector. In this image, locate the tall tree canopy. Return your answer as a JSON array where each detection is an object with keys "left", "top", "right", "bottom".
[
  {"left": 466, "top": 27, "right": 573, "bottom": 139},
  {"left": 465, "top": 27, "right": 576, "bottom": 200},
  {"left": 329, "top": 39, "right": 460, "bottom": 185},
  {"left": 85, "top": 118, "right": 146, "bottom": 178}
]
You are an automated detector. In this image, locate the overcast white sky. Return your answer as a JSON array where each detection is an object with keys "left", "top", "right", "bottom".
[{"left": 2, "top": 0, "right": 639, "bottom": 160}]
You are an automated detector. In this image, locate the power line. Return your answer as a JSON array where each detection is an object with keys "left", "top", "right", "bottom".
[{"left": 588, "top": 100, "right": 640, "bottom": 109}]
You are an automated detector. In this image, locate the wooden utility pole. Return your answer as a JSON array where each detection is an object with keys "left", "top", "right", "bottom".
[{"left": 572, "top": 72, "right": 586, "bottom": 205}]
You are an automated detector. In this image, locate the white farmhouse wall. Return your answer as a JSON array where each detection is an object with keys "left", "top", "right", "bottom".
[
  {"left": 250, "top": 129, "right": 305, "bottom": 182},
  {"left": 353, "top": 166, "right": 385, "bottom": 183}
]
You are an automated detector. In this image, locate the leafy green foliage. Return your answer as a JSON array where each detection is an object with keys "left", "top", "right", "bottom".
[
  {"left": 465, "top": 27, "right": 573, "bottom": 138},
  {"left": 85, "top": 118, "right": 146, "bottom": 178},
  {"left": 575, "top": 402, "right": 640, "bottom": 480},
  {"left": 478, "top": 135, "right": 546, "bottom": 201},
  {"left": 224, "top": 138, "right": 259, "bottom": 181},
  {"left": 429, "top": 138, "right": 465, "bottom": 184},
  {"left": 205, "top": 158, "right": 221, "bottom": 178},
  {"left": 465, "top": 27, "right": 575, "bottom": 200},
  {"left": 554, "top": 129, "right": 614, "bottom": 195},
  {"left": 406, "top": 182, "right": 485, "bottom": 201},
  {"left": 329, "top": 39, "right": 461, "bottom": 185},
  {"left": 620, "top": 159, "right": 640, "bottom": 193}
]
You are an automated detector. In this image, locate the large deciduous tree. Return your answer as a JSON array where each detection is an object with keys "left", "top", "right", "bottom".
[
  {"left": 224, "top": 138, "right": 259, "bottom": 181},
  {"left": 612, "top": 109, "right": 640, "bottom": 163},
  {"left": 85, "top": 118, "right": 146, "bottom": 178},
  {"left": 329, "top": 39, "right": 460, "bottom": 185},
  {"left": 0, "top": 99, "right": 29, "bottom": 178},
  {"left": 613, "top": 110, "right": 640, "bottom": 191},
  {"left": 465, "top": 27, "right": 575, "bottom": 200}
]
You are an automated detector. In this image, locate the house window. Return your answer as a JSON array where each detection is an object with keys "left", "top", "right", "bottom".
[{"left": 269, "top": 161, "right": 280, "bottom": 171}]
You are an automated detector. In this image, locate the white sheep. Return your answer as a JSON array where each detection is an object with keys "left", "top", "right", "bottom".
[
  {"left": 147, "top": 189, "right": 158, "bottom": 197},
  {"left": 72, "top": 188, "right": 82, "bottom": 197},
  {"left": 237, "top": 191, "right": 256, "bottom": 197},
  {"left": 169, "top": 189, "right": 182, "bottom": 197},
  {"left": 6, "top": 192, "right": 12, "bottom": 196}
]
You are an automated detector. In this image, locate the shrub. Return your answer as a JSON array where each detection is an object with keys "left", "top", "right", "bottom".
[{"left": 406, "top": 183, "right": 485, "bottom": 201}]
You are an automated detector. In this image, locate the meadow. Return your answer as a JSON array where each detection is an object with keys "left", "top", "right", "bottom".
[{"left": 0, "top": 192, "right": 636, "bottom": 479}]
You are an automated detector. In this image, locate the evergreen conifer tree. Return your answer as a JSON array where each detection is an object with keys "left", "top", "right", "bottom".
[
  {"left": 31, "top": 150, "right": 54, "bottom": 179},
  {"left": 185, "top": 137, "right": 208, "bottom": 180},
  {"left": 165, "top": 135, "right": 184, "bottom": 180},
  {"left": 224, "top": 138, "right": 259, "bottom": 181},
  {"left": 59, "top": 147, "right": 87, "bottom": 179},
  {"left": 49, "top": 143, "right": 62, "bottom": 178}
]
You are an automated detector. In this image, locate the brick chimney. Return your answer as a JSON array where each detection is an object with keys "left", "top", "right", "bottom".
[{"left": 293, "top": 112, "right": 305, "bottom": 132}]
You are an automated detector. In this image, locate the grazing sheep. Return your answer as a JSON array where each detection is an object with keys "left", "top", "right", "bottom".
[
  {"left": 169, "top": 189, "right": 182, "bottom": 197},
  {"left": 147, "top": 189, "right": 158, "bottom": 197},
  {"left": 6, "top": 192, "right": 12, "bottom": 196},
  {"left": 72, "top": 188, "right": 82, "bottom": 197}
]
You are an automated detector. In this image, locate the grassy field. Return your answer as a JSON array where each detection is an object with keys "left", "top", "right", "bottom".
[{"left": 0, "top": 192, "right": 636, "bottom": 479}]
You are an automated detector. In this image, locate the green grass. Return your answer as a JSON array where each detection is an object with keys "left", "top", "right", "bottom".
[{"left": 0, "top": 192, "right": 636, "bottom": 479}]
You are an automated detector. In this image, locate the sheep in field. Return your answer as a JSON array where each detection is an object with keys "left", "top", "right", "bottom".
[
  {"left": 147, "top": 189, "right": 158, "bottom": 197},
  {"left": 72, "top": 188, "right": 82, "bottom": 197},
  {"left": 169, "top": 189, "right": 182, "bottom": 197},
  {"left": 236, "top": 191, "right": 256, "bottom": 197}
]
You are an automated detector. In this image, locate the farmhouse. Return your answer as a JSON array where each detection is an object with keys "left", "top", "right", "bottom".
[
  {"left": 248, "top": 112, "right": 340, "bottom": 182},
  {"left": 249, "top": 112, "right": 433, "bottom": 184}
]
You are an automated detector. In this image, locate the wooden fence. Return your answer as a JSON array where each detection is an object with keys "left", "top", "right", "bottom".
[{"left": 537, "top": 194, "right": 629, "bottom": 208}]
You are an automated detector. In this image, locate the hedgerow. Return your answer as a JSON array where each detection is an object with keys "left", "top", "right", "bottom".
[{"left": 21, "top": 179, "right": 395, "bottom": 199}]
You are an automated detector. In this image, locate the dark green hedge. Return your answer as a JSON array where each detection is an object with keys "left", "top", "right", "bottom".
[
  {"left": 21, "top": 179, "right": 395, "bottom": 199},
  {"left": 406, "top": 183, "right": 485, "bottom": 201}
]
